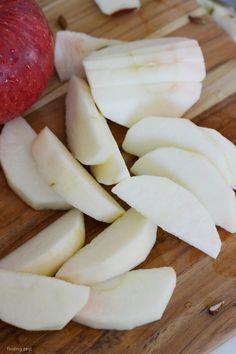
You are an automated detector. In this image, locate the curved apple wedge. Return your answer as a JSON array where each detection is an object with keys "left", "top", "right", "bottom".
[
  {"left": 123, "top": 117, "right": 233, "bottom": 185},
  {"left": 32, "top": 127, "right": 124, "bottom": 223},
  {"left": 201, "top": 127, "right": 236, "bottom": 189},
  {"left": 94, "top": 0, "right": 141, "bottom": 15},
  {"left": 74, "top": 267, "right": 176, "bottom": 330},
  {"left": 0, "top": 209, "right": 85, "bottom": 276},
  {"left": 131, "top": 148, "right": 236, "bottom": 233},
  {"left": 55, "top": 31, "right": 122, "bottom": 81},
  {"left": 56, "top": 208, "right": 157, "bottom": 284},
  {"left": 0, "top": 269, "right": 89, "bottom": 331},
  {"left": 112, "top": 176, "right": 221, "bottom": 258},
  {"left": 0, "top": 117, "right": 70, "bottom": 210}
]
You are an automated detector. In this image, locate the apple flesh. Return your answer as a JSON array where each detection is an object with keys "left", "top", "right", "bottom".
[
  {"left": 94, "top": 0, "right": 141, "bottom": 15},
  {"left": 74, "top": 267, "right": 176, "bottom": 330},
  {"left": 0, "top": 117, "right": 70, "bottom": 210},
  {"left": 0, "top": 209, "right": 85, "bottom": 276},
  {"left": 55, "top": 31, "right": 122, "bottom": 81},
  {"left": 201, "top": 127, "right": 236, "bottom": 189},
  {"left": 123, "top": 117, "right": 233, "bottom": 186},
  {"left": 0, "top": 269, "right": 89, "bottom": 331},
  {"left": 0, "top": 0, "right": 54, "bottom": 123},
  {"left": 112, "top": 176, "right": 221, "bottom": 258},
  {"left": 56, "top": 208, "right": 157, "bottom": 285},
  {"left": 132, "top": 147, "right": 236, "bottom": 233},
  {"left": 32, "top": 127, "right": 124, "bottom": 223}
]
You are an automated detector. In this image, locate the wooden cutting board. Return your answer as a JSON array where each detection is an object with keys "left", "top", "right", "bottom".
[{"left": 0, "top": 0, "right": 236, "bottom": 353}]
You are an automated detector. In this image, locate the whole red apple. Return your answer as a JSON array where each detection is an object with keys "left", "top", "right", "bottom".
[{"left": 0, "top": 0, "right": 54, "bottom": 123}]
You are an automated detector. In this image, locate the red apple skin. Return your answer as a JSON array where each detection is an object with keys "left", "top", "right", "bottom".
[{"left": 0, "top": 0, "right": 54, "bottom": 124}]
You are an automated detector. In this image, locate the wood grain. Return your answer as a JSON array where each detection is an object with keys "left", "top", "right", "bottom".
[{"left": 0, "top": 0, "right": 236, "bottom": 353}]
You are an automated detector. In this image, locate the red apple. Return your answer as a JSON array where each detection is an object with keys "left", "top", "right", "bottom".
[{"left": 0, "top": 0, "right": 54, "bottom": 123}]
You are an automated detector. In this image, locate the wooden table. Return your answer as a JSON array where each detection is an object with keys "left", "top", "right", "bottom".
[{"left": 0, "top": 0, "right": 236, "bottom": 353}]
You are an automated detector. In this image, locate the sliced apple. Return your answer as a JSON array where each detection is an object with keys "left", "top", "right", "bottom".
[
  {"left": 132, "top": 147, "right": 236, "bottom": 233},
  {"left": 55, "top": 31, "right": 122, "bottom": 81},
  {"left": 94, "top": 0, "right": 141, "bottom": 15},
  {"left": 56, "top": 208, "right": 157, "bottom": 284},
  {"left": 32, "top": 127, "right": 124, "bottom": 223},
  {"left": 74, "top": 267, "right": 176, "bottom": 330},
  {"left": 0, "top": 117, "right": 70, "bottom": 210},
  {"left": 0, "top": 269, "right": 89, "bottom": 331},
  {"left": 112, "top": 176, "right": 221, "bottom": 258},
  {"left": 0, "top": 209, "right": 85, "bottom": 276},
  {"left": 201, "top": 127, "right": 236, "bottom": 189},
  {"left": 123, "top": 117, "right": 233, "bottom": 185}
]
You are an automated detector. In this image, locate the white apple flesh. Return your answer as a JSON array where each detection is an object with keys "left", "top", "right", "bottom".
[
  {"left": 56, "top": 208, "right": 157, "bottom": 284},
  {"left": 0, "top": 117, "right": 70, "bottom": 210},
  {"left": 112, "top": 176, "right": 221, "bottom": 258},
  {"left": 123, "top": 117, "right": 233, "bottom": 185},
  {"left": 94, "top": 0, "right": 141, "bottom": 15},
  {"left": 0, "top": 269, "right": 89, "bottom": 331},
  {"left": 132, "top": 147, "right": 236, "bottom": 233},
  {"left": 0, "top": 209, "right": 85, "bottom": 276},
  {"left": 74, "top": 267, "right": 176, "bottom": 330},
  {"left": 55, "top": 31, "right": 122, "bottom": 81},
  {"left": 32, "top": 127, "right": 124, "bottom": 223}
]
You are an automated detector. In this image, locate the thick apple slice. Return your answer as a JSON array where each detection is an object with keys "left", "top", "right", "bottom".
[
  {"left": 0, "top": 269, "right": 89, "bottom": 331},
  {"left": 32, "top": 127, "right": 124, "bottom": 223},
  {"left": 55, "top": 31, "right": 122, "bottom": 81},
  {"left": 94, "top": 0, "right": 141, "bottom": 15},
  {"left": 112, "top": 176, "right": 221, "bottom": 258},
  {"left": 123, "top": 117, "right": 233, "bottom": 185},
  {"left": 74, "top": 267, "right": 176, "bottom": 330},
  {"left": 201, "top": 127, "right": 236, "bottom": 189},
  {"left": 0, "top": 209, "right": 85, "bottom": 276},
  {"left": 132, "top": 148, "right": 236, "bottom": 232},
  {"left": 57, "top": 208, "right": 157, "bottom": 284},
  {"left": 0, "top": 117, "right": 70, "bottom": 210}
]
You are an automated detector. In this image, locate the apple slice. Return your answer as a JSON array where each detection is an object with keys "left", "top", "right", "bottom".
[
  {"left": 201, "top": 127, "right": 236, "bottom": 189},
  {"left": 112, "top": 176, "right": 221, "bottom": 258},
  {"left": 0, "top": 117, "right": 70, "bottom": 210},
  {"left": 0, "top": 269, "right": 89, "bottom": 331},
  {"left": 74, "top": 267, "right": 176, "bottom": 330},
  {"left": 131, "top": 148, "right": 236, "bottom": 233},
  {"left": 56, "top": 208, "right": 157, "bottom": 284},
  {"left": 32, "top": 127, "right": 124, "bottom": 223},
  {"left": 123, "top": 117, "right": 233, "bottom": 185},
  {"left": 55, "top": 31, "right": 122, "bottom": 81},
  {"left": 0, "top": 209, "right": 85, "bottom": 276},
  {"left": 94, "top": 0, "right": 141, "bottom": 15}
]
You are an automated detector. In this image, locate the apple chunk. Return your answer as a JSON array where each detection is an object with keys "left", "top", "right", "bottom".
[
  {"left": 32, "top": 127, "right": 124, "bottom": 223},
  {"left": 123, "top": 117, "right": 233, "bottom": 185},
  {"left": 132, "top": 148, "right": 236, "bottom": 233},
  {"left": 0, "top": 209, "right": 85, "bottom": 276},
  {"left": 74, "top": 267, "right": 176, "bottom": 330},
  {"left": 55, "top": 31, "right": 122, "bottom": 81},
  {"left": 112, "top": 176, "right": 221, "bottom": 258},
  {"left": 56, "top": 208, "right": 157, "bottom": 284},
  {"left": 0, "top": 117, "right": 70, "bottom": 210},
  {"left": 0, "top": 269, "right": 89, "bottom": 331},
  {"left": 94, "top": 0, "right": 141, "bottom": 15}
]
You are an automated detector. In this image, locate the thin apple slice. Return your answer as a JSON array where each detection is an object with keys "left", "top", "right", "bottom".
[
  {"left": 112, "top": 176, "right": 221, "bottom": 258},
  {"left": 94, "top": 0, "right": 141, "bottom": 15},
  {"left": 56, "top": 208, "right": 157, "bottom": 284},
  {"left": 0, "top": 269, "right": 89, "bottom": 331},
  {"left": 74, "top": 267, "right": 176, "bottom": 330},
  {"left": 132, "top": 147, "right": 236, "bottom": 233},
  {"left": 201, "top": 127, "right": 236, "bottom": 189},
  {"left": 0, "top": 117, "right": 70, "bottom": 210},
  {"left": 88, "top": 82, "right": 202, "bottom": 127},
  {"left": 123, "top": 117, "right": 233, "bottom": 185},
  {"left": 0, "top": 209, "right": 85, "bottom": 276},
  {"left": 55, "top": 31, "right": 122, "bottom": 81},
  {"left": 32, "top": 127, "right": 124, "bottom": 223}
]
